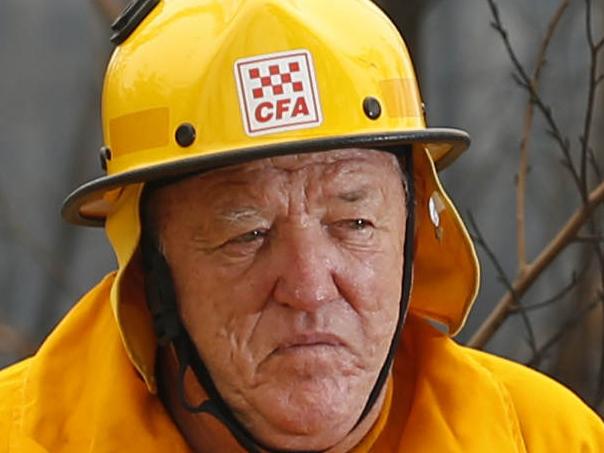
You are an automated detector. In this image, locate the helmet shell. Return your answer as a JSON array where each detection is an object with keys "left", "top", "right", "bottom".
[{"left": 62, "top": 0, "right": 479, "bottom": 392}]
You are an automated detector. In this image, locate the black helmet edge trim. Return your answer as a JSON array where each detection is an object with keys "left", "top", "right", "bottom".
[{"left": 62, "top": 128, "right": 470, "bottom": 227}]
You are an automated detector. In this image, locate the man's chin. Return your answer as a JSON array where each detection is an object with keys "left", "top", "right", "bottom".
[
  {"left": 245, "top": 396, "right": 359, "bottom": 452},
  {"left": 242, "top": 375, "right": 365, "bottom": 445}
]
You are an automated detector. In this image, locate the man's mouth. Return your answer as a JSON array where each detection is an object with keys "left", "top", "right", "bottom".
[{"left": 275, "top": 333, "right": 345, "bottom": 353}]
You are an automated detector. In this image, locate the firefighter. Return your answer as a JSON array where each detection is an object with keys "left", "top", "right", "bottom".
[{"left": 1, "top": 0, "right": 602, "bottom": 451}]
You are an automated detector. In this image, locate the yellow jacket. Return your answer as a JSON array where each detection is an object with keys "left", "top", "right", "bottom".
[{"left": 1, "top": 274, "right": 602, "bottom": 452}]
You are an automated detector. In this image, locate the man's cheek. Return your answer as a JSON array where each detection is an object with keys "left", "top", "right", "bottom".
[
  {"left": 344, "top": 274, "right": 398, "bottom": 315},
  {"left": 356, "top": 299, "right": 400, "bottom": 350}
]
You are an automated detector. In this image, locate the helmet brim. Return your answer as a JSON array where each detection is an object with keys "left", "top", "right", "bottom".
[{"left": 62, "top": 128, "right": 470, "bottom": 227}]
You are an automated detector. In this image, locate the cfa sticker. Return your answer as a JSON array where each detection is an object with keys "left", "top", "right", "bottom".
[{"left": 234, "top": 50, "right": 323, "bottom": 136}]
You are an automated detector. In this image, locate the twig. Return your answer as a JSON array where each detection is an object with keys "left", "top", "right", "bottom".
[
  {"left": 581, "top": 0, "right": 604, "bottom": 197},
  {"left": 467, "top": 212, "right": 537, "bottom": 353},
  {"left": 487, "top": 0, "right": 583, "bottom": 196},
  {"left": 468, "top": 180, "right": 604, "bottom": 348},
  {"left": 591, "top": 231, "right": 604, "bottom": 401},
  {"left": 587, "top": 146, "right": 603, "bottom": 181},
  {"left": 511, "top": 270, "right": 582, "bottom": 313},
  {"left": 576, "top": 6, "right": 603, "bottom": 338},
  {"left": 526, "top": 293, "right": 602, "bottom": 367},
  {"left": 516, "top": 0, "right": 570, "bottom": 275},
  {"left": 574, "top": 235, "right": 604, "bottom": 244},
  {"left": 483, "top": 0, "right": 604, "bottom": 413}
]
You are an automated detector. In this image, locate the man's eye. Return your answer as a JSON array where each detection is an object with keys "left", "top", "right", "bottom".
[
  {"left": 348, "top": 219, "right": 372, "bottom": 230},
  {"left": 330, "top": 218, "right": 375, "bottom": 237},
  {"left": 231, "top": 229, "right": 269, "bottom": 244},
  {"left": 335, "top": 218, "right": 373, "bottom": 231}
]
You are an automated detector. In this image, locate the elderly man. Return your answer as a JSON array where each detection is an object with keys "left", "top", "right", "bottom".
[{"left": 1, "top": 0, "right": 603, "bottom": 451}]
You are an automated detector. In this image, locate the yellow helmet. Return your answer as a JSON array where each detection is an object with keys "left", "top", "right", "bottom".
[{"left": 62, "top": 0, "right": 479, "bottom": 391}]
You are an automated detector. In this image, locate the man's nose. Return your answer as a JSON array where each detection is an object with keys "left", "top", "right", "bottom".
[{"left": 271, "top": 226, "right": 340, "bottom": 312}]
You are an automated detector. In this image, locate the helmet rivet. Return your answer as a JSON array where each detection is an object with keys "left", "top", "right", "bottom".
[
  {"left": 99, "top": 146, "right": 112, "bottom": 171},
  {"left": 363, "top": 97, "right": 382, "bottom": 120},
  {"left": 175, "top": 123, "right": 196, "bottom": 147}
]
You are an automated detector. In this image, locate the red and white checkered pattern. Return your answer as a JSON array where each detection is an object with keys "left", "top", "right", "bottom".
[
  {"left": 248, "top": 62, "right": 304, "bottom": 98},
  {"left": 235, "top": 50, "right": 322, "bottom": 136}
]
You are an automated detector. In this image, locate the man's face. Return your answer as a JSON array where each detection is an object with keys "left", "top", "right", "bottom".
[{"left": 150, "top": 148, "right": 407, "bottom": 450}]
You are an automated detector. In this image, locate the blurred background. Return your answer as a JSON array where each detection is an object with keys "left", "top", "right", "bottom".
[{"left": 1, "top": 0, "right": 602, "bottom": 415}]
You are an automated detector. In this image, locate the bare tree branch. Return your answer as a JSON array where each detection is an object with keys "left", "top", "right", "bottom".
[
  {"left": 526, "top": 293, "right": 602, "bottom": 368},
  {"left": 583, "top": 0, "right": 604, "bottom": 390},
  {"left": 587, "top": 145, "right": 603, "bottom": 181},
  {"left": 474, "top": 0, "right": 604, "bottom": 416},
  {"left": 511, "top": 270, "right": 583, "bottom": 313},
  {"left": 468, "top": 180, "right": 604, "bottom": 348},
  {"left": 486, "top": 0, "right": 583, "bottom": 195},
  {"left": 574, "top": 235, "right": 604, "bottom": 244},
  {"left": 580, "top": 0, "right": 604, "bottom": 196},
  {"left": 467, "top": 212, "right": 537, "bottom": 353},
  {"left": 516, "top": 0, "right": 570, "bottom": 275}
]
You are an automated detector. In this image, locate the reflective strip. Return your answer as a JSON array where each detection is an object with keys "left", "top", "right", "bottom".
[
  {"left": 109, "top": 107, "right": 170, "bottom": 156},
  {"left": 380, "top": 79, "right": 422, "bottom": 118}
]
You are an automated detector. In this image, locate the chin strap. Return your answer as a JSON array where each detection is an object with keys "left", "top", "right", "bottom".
[
  {"left": 353, "top": 149, "right": 415, "bottom": 427},
  {"left": 141, "top": 224, "right": 267, "bottom": 452},
  {"left": 140, "top": 147, "right": 415, "bottom": 453}
]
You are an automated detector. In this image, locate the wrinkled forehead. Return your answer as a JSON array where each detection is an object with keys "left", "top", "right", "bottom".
[
  {"left": 229, "top": 148, "right": 402, "bottom": 173},
  {"left": 142, "top": 148, "right": 407, "bottom": 237},
  {"left": 143, "top": 148, "right": 405, "bottom": 218},
  {"left": 195, "top": 148, "right": 401, "bottom": 187}
]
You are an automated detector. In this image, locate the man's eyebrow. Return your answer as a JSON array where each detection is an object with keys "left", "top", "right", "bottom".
[
  {"left": 215, "top": 206, "right": 266, "bottom": 224},
  {"left": 336, "top": 189, "right": 369, "bottom": 203}
]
